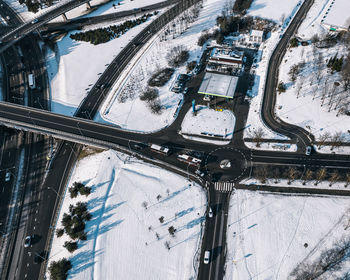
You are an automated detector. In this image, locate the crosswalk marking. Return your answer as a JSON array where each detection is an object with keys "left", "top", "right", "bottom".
[{"left": 214, "top": 182, "right": 234, "bottom": 192}]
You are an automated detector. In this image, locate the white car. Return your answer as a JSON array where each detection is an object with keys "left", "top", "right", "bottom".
[
  {"left": 204, "top": 251, "right": 210, "bottom": 264},
  {"left": 305, "top": 146, "right": 312, "bottom": 156}
]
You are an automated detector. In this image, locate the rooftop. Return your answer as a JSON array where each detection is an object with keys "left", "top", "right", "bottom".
[
  {"left": 250, "top": 29, "right": 264, "bottom": 37},
  {"left": 198, "top": 72, "right": 238, "bottom": 99},
  {"left": 210, "top": 47, "right": 243, "bottom": 61}
]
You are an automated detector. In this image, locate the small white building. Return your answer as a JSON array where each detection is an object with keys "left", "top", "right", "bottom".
[{"left": 249, "top": 30, "right": 264, "bottom": 43}]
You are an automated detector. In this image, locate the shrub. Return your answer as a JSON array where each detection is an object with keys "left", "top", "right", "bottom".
[
  {"left": 198, "top": 32, "right": 211, "bottom": 46},
  {"left": 148, "top": 68, "right": 175, "bottom": 87},
  {"left": 290, "top": 38, "right": 298, "bottom": 48},
  {"left": 79, "top": 186, "right": 91, "bottom": 196},
  {"left": 140, "top": 87, "right": 159, "bottom": 102},
  {"left": 69, "top": 186, "right": 78, "bottom": 198},
  {"left": 232, "top": 0, "right": 253, "bottom": 14},
  {"left": 168, "top": 226, "right": 176, "bottom": 236},
  {"left": 167, "top": 46, "right": 189, "bottom": 67},
  {"left": 277, "top": 81, "right": 286, "bottom": 93},
  {"left": 187, "top": 61, "right": 197, "bottom": 72},
  {"left": 56, "top": 228, "right": 64, "bottom": 238},
  {"left": 148, "top": 100, "right": 163, "bottom": 115},
  {"left": 64, "top": 241, "right": 78, "bottom": 253},
  {"left": 48, "top": 258, "right": 72, "bottom": 280}
]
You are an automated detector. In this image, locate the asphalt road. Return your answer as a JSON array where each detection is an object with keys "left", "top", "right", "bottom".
[
  {"left": 261, "top": 0, "right": 315, "bottom": 152},
  {"left": 0, "top": 0, "right": 91, "bottom": 52},
  {"left": 40, "top": 0, "right": 179, "bottom": 34}
]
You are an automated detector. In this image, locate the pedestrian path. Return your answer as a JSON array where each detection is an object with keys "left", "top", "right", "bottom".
[{"left": 214, "top": 181, "right": 234, "bottom": 192}]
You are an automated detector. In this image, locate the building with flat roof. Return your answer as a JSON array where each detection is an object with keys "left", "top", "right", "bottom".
[
  {"left": 321, "top": 0, "right": 350, "bottom": 32},
  {"left": 249, "top": 29, "right": 264, "bottom": 43},
  {"left": 198, "top": 72, "right": 238, "bottom": 99},
  {"left": 207, "top": 47, "right": 244, "bottom": 74}
]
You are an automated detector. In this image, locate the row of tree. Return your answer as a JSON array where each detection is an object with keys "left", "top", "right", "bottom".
[
  {"left": 255, "top": 166, "right": 350, "bottom": 187},
  {"left": 70, "top": 13, "right": 155, "bottom": 45},
  {"left": 49, "top": 182, "right": 92, "bottom": 279}
]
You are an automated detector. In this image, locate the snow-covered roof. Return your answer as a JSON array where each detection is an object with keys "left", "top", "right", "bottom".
[
  {"left": 210, "top": 48, "right": 243, "bottom": 61},
  {"left": 250, "top": 29, "right": 264, "bottom": 37},
  {"left": 322, "top": 0, "right": 350, "bottom": 31},
  {"left": 198, "top": 73, "right": 238, "bottom": 99}
]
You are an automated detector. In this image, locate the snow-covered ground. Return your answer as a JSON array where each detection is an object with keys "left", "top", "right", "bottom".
[
  {"left": 276, "top": 42, "right": 349, "bottom": 142},
  {"left": 180, "top": 106, "right": 235, "bottom": 145},
  {"left": 224, "top": 190, "right": 350, "bottom": 280},
  {"left": 243, "top": 0, "right": 303, "bottom": 146},
  {"left": 45, "top": 11, "right": 162, "bottom": 116},
  {"left": 248, "top": 0, "right": 301, "bottom": 24},
  {"left": 96, "top": 0, "right": 229, "bottom": 132},
  {"left": 297, "top": 0, "right": 329, "bottom": 40},
  {"left": 47, "top": 149, "right": 206, "bottom": 279},
  {"left": 244, "top": 141, "right": 297, "bottom": 152}
]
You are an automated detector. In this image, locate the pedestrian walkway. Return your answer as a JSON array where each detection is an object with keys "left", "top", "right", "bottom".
[{"left": 214, "top": 181, "right": 234, "bottom": 192}]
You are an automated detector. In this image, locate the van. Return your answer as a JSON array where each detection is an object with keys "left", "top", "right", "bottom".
[{"left": 204, "top": 251, "right": 210, "bottom": 264}]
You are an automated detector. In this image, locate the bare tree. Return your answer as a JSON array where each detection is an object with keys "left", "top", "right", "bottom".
[
  {"left": 272, "top": 168, "right": 281, "bottom": 184},
  {"left": 303, "top": 169, "right": 313, "bottom": 185},
  {"left": 329, "top": 171, "right": 340, "bottom": 186},
  {"left": 330, "top": 131, "right": 344, "bottom": 150},
  {"left": 296, "top": 78, "right": 303, "bottom": 99},
  {"left": 316, "top": 52, "right": 324, "bottom": 83},
  {"left": 318, "top": 132, "right": 331, "bottom": 148},
  {"left": 252, "top": 127, "right": 265, "bottom": 147},
  {"left": 341, "top": 52, "right": 350, "bottom": 91},
  {"left": 255, "top": 166, "right": 268, "bottom": 184},
  {"left": 344, "top": 174, "right": 350, "bottom": 188},
  {"left": 142, "top": 201, "right": 148, "bottom": 209},
  {"left": 328, "top": 83, "right": 338, "bottom": 111},
  {"left": 315, "top": 168, "right": 327, "bottom": 185},
  {"left": 286, "top": 167, "right": 298, "bottom": 185}
]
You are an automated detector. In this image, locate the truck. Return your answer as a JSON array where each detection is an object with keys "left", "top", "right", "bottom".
[
  {"left": 28, "top": 73, "right": 36, "bottom": 89},
  {"left": 150, "top": 144, "right": 170, "bottom": 155}
]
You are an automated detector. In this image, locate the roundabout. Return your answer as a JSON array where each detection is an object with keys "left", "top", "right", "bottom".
[{"left": 204, "top": 147, "right": 250, "bottom": 183}]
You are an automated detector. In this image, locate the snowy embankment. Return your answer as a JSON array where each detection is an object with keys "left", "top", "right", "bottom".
[
  {"left": 224, "top": 190, "right": 350, "bottom": 280},
  {"left": 180, "top": 106, "right": 235, "bottom": 145},
  {"left": 45, "top": 10, "right": 163, "bottom": 116},
  {"left": 243, "top": 0, "right": 302, "bottom": 147},
  {"left": 46, "top": 149, "right": 206, "bottom": 280},
  {"left": 96, "top": 0, "right": 228, "bottom": 132}
]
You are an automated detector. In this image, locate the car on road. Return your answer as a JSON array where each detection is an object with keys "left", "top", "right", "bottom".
[
  {"left": 204, "top": 251, "right": 210, "bottom": 264},
  {"left": 31, "top": 18, "right": 38, "bottom": 24},
  {"left": 24, "top": 235, "right": 32, "bottom": 248},
  {"left": 208, "top": 208, "right": 213, "bottom": 218},
  {"left": 5, "top": 172, "right": 10, "bottom": 182},
  {"left": 305, "top": 146, "right": 312, "bottom": 156}
]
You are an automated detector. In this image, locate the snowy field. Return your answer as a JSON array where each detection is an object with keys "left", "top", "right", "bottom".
[
  {"left": 96, "top": 0, "right": 229, "bottom": 132},
  {"left": 47, "top": 149, "right": 206, "bottom": 280},
  {"left": 224, "top": 190, "right": 350, "bottom": 280},
  {"left": 243, "top": 0, "right": 302, "bottom": 145},
  {"left": 276, "top": 42, "right": 349, "bottom": 142},
  {"left": 180, "top": 106, "right": 235, "bottom": 145},
  {"left": 45, "top": 10, "right": 163, "bottom": 116},
  {"left": 297, "top": 0, "right": 329, "bottom": 40}
]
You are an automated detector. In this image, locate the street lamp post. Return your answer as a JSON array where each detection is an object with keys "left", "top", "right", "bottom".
[{"left": 47, "top": 187, "right": 61, "bottom": 199}]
